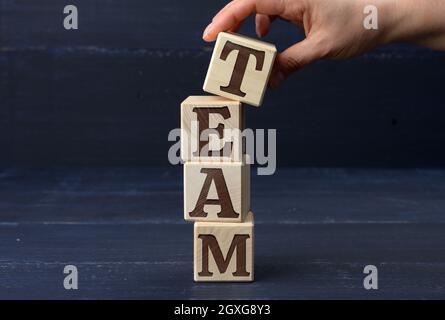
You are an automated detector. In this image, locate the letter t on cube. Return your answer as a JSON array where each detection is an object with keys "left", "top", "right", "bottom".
[{"left": 203, "top": 32, "right": 277, "bottom": 107}]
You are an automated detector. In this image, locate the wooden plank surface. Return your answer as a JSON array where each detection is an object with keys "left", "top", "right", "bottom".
[
  {"left": 0, "top": 167, "right": 444, "bottom": 299},
  {"left": 1, "top": 1, "right": 445, "bottom": 166}
]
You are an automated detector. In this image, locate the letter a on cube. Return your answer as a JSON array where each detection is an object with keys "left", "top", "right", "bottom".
[
  {"left": 194, "top": 212, "right": 254, "bottom": 282},
  {"left": 203, "top": 32, "right": 277, "bottom": 107},
  {"left": 184, "top": 161, "right": 250, "bottom": 222}
]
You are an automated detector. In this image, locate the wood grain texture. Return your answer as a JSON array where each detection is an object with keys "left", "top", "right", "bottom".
[
  {"left": 1, "top": 167, "right": 445, "bottom": 298},
  {"left": 184, "top": 161, "right": 250, "bottom": 222},
  {"left": 203, "top": 32, "right": 276, "bottom": 107},
  {"left": 1, "top": 2, "right": 445, "bottom": 166},
  {"left": 194, "top": 212, "right": 254, "bottom": 282},
  {"left": 3, "top": 167, "right": 445, "bottom": 224},
  {"left": 181, "top": 96, "right": 244, "bottom": 162}
]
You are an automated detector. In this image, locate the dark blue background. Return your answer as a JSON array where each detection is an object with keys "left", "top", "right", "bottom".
[
  {"left": 1, "top": 0, "right": 444, "bottom": 167},
  {"left": 1, "top": 1, "right": 445, "bottom": 300}
]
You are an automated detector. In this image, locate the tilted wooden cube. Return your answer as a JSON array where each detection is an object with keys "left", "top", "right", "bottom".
[
  {"left": 194, "top": 212, "right": 254, "bottom": 282},
  {"left": 181, "top": 96, "right": 244, "bottom": 162},
  {"left": 203, "top": 32, "right": 277, "bottom": 107},
  {"left": 184, "top": 160, "right": 250, "bottom": 222}
]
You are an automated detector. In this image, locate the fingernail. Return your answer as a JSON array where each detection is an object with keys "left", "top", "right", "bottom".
[
  {"left": 256, "top": 28, "right": 262, "bottom": 38},
  {"left": 203, "top": 23, "right": 213, "bottom": 40}
]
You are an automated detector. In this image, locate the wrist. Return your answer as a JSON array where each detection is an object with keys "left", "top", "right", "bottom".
[
  {"left": 379, "top": 0, "right": 445, "bottom": 47},
  {"left": 374, "top": 0, "right": 407, "bottom": 45},
  {"left": 352, "top": 0, "right": 403, "bottom": 47}
]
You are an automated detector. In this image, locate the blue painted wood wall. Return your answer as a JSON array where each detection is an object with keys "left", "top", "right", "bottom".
[{"left": 1, "top": 0, "right": 444, "bottom": 166}]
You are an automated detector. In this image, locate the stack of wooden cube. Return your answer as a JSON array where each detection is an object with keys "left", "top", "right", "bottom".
[{"left": 181, "top": 32, "right": 276, "bottom": 282}]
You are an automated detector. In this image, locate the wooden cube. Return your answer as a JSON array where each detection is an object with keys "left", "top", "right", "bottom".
[
  {"left": 181, "top": 96, "right": 244, "bottom": 162},
  {"left": 184, "top": 160, "right": 250, "bottom": 222},
  {"left": 194, "top": 212, "right": 254, "bottom": 282},
  {"left": 203, "top": 32, "right": 277, "bottom": 107}
]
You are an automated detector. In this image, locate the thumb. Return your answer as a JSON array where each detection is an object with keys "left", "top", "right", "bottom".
[{"left": 270, "top": 36, "right": 323, "bottom": 88}]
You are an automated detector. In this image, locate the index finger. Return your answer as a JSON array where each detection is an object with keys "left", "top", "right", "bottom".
[{"left": 203, "top": 0, "right": 285, "bottom": 41}]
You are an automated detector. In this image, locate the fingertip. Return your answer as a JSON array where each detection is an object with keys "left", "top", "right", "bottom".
[
  {"left": 255, "top": 25, "right": 262, "bottom": 38},
  {"left": 202, "top": 34, "right": 213, "bottom": 42},
  {"left": 202, "top": 23, "right": 215, "bottom": 41},
  {"left": 255, "top": 14, "right": 270, "bottom": 38},
  {"left": 255, "top": 15, "right": 262, "bottom": 38}
]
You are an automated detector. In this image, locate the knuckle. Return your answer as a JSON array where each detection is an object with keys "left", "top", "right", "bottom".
[
  {"left": 314, "top": 36, "right": 333, "bottom": 58},
  {"left": 283, "top": 56, "right": 305, "bottom": 72}
]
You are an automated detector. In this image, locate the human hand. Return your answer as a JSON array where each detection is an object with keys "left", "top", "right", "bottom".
[{"left": 202, "top": 0, "right": 398, "bottom": 87}]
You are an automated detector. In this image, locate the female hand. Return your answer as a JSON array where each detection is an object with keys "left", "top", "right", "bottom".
[{"left": 203, "top": 0, "right": 445, "bottom": 87}]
